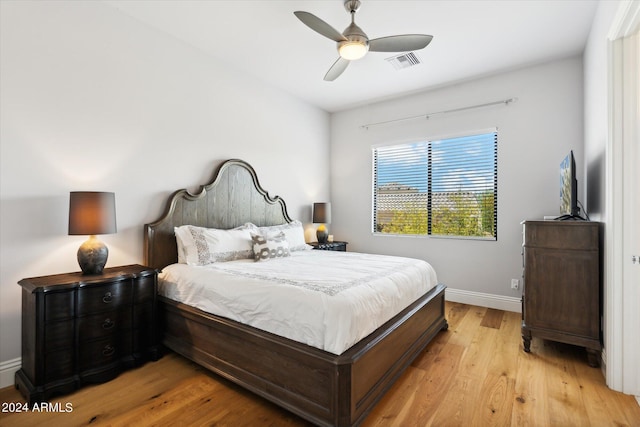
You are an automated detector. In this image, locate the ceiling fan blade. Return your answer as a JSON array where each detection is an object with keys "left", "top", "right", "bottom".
[
  {"left": 324, "top": 57, "right": 350, "bottom": 81},
  {"left": 369, "top": 34, "right": 433, "bottom": 52},
  {"left": 294, "top": 11, "right": 347, "bottom": 42}
]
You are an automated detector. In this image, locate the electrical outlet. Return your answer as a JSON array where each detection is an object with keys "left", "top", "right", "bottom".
[{"left": 511, "top": 279, "right": 519, "bottom": 290}]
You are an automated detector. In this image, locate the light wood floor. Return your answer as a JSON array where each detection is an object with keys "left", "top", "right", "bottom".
[{"left": 1, "top": 302, "right": 639, "bottom": 426}]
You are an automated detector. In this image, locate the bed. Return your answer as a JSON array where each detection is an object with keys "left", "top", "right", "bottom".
[{"left": 144, "top": 159, "right": 448, "bottom": 426}]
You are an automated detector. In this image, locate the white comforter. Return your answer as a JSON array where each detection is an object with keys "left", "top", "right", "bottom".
[{"left": 158, "top": 250, "right": 437, "bottom": 355}]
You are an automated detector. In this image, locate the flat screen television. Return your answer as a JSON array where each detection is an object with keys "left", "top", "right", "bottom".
[{"left": 558, "top": 150, "right": 582, "bottom": 220}]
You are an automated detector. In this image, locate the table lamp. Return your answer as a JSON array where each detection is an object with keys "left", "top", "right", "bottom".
[
  {"left": 313, "top": 202, "right": 331, "bottom": 244},
  {"left": 69, "top": 191, "right": 117, "bottom": 275}
]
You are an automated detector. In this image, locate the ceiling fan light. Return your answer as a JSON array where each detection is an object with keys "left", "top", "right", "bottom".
[{"left": 339, "top": 41, "right": 368, "bottom": 60}]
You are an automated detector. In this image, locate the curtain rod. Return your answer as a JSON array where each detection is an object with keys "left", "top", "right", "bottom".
[{"left": 360, "top": 97, "right": 517, "bottom": 130}]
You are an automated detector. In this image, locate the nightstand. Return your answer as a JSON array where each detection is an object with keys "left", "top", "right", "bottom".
[
  {"left": 310, "top": 241, "right": 348, "bottom": 251},
  {"left": 15, "top": 264, "right": 160, "bottom": 405}
]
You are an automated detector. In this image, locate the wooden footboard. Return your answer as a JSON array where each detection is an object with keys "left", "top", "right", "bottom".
[{"left": 158, "top": 283, "right": 447, "bottom": 427}]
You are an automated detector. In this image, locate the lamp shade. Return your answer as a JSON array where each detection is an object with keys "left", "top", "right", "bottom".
[
  {"left": 312, "top": 202, "right": 331, "bottom": 224},
  {"left": 69, "top": 192, "right": 117, "bottom": 236}
]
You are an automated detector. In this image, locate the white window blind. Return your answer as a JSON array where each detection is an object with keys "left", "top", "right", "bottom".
[{"left": 373, "top": 131, "right": 497, "bottom": 239}]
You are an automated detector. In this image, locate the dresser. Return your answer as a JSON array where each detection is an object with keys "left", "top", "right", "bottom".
[
  {"left": 521, "top": 221, "right": 601, "bottom": 366},
  {"left": 15, "top": 264, "right": 160, "bottom": 404}
]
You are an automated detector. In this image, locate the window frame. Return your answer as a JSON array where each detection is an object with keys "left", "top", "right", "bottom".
[{"left": 371, "top": 129, "right": 498, "bottom": 241}]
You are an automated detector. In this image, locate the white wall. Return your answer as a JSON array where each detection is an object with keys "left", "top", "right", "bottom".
[
  {"left": 583, "top": 0, "right": 621, "bottom": 219},
  {"left": 330, "top": 57, "right": 584, "bottom": 299},
  {"left": 0, "top": 1, "right": 330, "bottom": 377}
]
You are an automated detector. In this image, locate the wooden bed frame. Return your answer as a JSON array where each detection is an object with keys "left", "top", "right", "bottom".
[{"left": 144, "top": 159, "right": 448, "bottom": 426}]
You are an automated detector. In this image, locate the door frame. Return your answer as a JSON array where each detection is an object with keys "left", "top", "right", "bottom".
[{"left": 605, "top": 0, "right": 639, "bottom": 399}]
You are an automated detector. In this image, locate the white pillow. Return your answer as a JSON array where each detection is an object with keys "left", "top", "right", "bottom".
[
  {"left": 256, "top": 220, "right": 310, "bottom": 252},
  {"left": 174, "top": 224, "right": 254, "bottom": 265},
  {"left": 174, "top": 226, "right": 191, "bottom": 264},
  {"left": 251, "top": 232, "right": 290, "bottom": 262}
]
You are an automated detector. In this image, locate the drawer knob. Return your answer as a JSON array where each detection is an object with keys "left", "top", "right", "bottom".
[
  {"left": 102, "top": 345, "right": 115, "bottom": 357},
  {"left": 102, "top": 292, "right": 113, "bottom": 304},
  {"left": 102, "top": 318, "right": 115, "bottom": 329}
]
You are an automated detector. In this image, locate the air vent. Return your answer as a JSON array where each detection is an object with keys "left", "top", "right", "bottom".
[{"left": 385, "top": 52, "right": 422, "bottom": 70}]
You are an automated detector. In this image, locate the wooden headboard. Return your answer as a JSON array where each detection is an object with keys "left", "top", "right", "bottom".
[{"left": 144, "top": 159, "right": 292, "bottom": 270}]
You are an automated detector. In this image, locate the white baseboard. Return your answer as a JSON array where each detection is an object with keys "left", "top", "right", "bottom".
[
  {"left": 601, "top": 347, "right": 608, "bottom": 380},
  {"left": 0, "top": 357, "right": 21, "bottom": 389},
  {"left": 445, "top": 288, "right": 521, "bottom": 313}
]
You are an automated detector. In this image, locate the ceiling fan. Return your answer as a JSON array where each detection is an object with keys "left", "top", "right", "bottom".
[{"left": 294, "top": 0, "right": 433, "bottom": 81}]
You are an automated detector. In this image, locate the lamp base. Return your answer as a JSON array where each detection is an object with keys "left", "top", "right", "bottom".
[
  {"left": 77, "top": 235, "right": 109, "bottom": 275},
  {"left": 316, "top": 225, "right": 328, "bottom": 244}
]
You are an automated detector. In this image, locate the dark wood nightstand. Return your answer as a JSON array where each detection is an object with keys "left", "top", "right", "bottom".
[
  {"left": 310, "top": 241, "right": 348, "bottom": 251},
  {"left": 15, "top": 264, "right": 161, "bottom": 405}
]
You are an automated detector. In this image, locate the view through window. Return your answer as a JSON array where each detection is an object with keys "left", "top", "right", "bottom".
[{"left": 373, "top": 130, "right": 497, "bottom": 239}]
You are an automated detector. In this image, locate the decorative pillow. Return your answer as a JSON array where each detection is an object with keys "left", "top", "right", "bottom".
[
  {"left": 174, "top": 224, "right": 254, "bottom": 265},
  {"left": 251, "top": 232, "right": 290, "bottom": 262},
  {"left": 256, "top": 220, "right": 310, "bottom": 252}
]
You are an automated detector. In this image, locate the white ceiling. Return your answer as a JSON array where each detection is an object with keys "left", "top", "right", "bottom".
[{"left": 105, "top": 0, "right": 598, "bottom": 113}]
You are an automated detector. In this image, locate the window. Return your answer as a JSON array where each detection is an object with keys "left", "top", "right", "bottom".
[{"left": 372, "top": 130, "right": 497, "bottom": 239}]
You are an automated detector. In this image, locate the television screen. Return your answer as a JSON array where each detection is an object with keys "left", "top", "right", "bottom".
[
  {"left": 559, "top": 150, "right": 580, "bottom": 219},
  {"left": 560, "top": 153, "right": 572, "bottom": 215}
]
